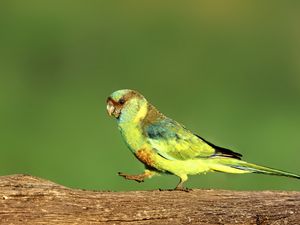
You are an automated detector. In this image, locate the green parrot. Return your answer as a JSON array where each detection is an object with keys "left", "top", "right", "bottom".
[{"left": 106, "top": 89, "right": 299, "bottom": 190}]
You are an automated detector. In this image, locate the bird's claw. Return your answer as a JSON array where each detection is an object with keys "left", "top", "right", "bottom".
[
  {"left": 158, "top": 187, "right": 192, "bottom": 192},
  {"left": 118, "top": 172, "right": 145, "bottom": 183},
  {"left": 174, "top": 187, "right": 192, "bottom": 192}
]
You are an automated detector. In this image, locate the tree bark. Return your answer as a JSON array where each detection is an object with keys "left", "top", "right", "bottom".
[{"left": 0, "top": 174, "right": 299, "bottom": 224}]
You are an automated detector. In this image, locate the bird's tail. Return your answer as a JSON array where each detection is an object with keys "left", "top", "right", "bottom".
[{"left": 209, "top": 157, "right": 300, "bottom": 179}]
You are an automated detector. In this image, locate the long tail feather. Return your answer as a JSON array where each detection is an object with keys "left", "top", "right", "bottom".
[
  {"left": 230, "top": 161, "right": 300, "bottom": 179},
  {"left": 210, "top": 158, "right": 300, "bottom": 179}
]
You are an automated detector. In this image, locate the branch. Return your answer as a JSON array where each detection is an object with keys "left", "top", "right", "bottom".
[{"left": 0, "top": 174, "right": 299, "bottom": 224}]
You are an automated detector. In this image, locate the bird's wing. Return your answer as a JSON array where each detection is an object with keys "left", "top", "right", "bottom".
[{"left": 144, "top": 118, "right": 242, "bottom": 160}]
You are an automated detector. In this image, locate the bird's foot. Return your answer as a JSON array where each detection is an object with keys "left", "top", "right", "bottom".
[
  {"left": 118, "top": 172, "right": 145, "bottom": 183},
  {"left": 174, "top": 186, "right": 192, "bottom": 192},
  {"left": 158, "top": 188, "right": 171, "bottom": 191},
  {"left": 158, "top": 187, "right": 192, "bottom": 192}
]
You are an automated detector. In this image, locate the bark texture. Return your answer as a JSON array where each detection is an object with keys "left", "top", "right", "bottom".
[{"left": 0, "top": 174, "right": 299, "bottom": 224}]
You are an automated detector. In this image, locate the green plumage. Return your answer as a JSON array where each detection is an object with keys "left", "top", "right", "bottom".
[{"left": 107, "top": 89, "right": 300, "bottom": 190}]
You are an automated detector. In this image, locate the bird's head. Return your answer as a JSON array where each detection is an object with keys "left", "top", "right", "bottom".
[{"left": 106, "top": 89, "right": 146, "bottom": 121}]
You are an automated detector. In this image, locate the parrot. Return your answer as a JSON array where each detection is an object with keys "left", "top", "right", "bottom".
[{"left": 106, "top": 89, "right": 300, "bottom": 190}]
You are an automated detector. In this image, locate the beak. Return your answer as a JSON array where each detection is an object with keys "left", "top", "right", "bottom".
[
  {"left": 106, "top": 103, "right": 114, "bottom": 116},
  {"left": 106, "top": 98, "right": 115, "bottom": 116}
]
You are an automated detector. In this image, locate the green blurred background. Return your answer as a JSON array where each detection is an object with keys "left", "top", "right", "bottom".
[{"left": 0, "top": 1, "right": 299, "bottom": 191}]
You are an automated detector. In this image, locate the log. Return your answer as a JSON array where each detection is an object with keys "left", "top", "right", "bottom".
[{"left": 0, "top": 174, "right": 299, "bottom": 224}]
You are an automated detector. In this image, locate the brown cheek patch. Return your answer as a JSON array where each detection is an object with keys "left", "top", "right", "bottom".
[
  {"left": 135, "top": 149, "right": 155, "bottom": 167},
  {"left": 107, "top": 97, "right": 121, "bottom": 107},
  {"left": 107, "top": 98, "right": 123, "bottom": 116}
]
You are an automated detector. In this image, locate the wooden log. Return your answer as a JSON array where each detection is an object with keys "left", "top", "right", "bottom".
[{"left": 0, "top": 174, "right": 299, "bottom": 224}]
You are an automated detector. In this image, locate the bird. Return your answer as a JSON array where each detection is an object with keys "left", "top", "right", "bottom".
[{"left": 106, "top": 89, "right": 300, "bottom": 190}]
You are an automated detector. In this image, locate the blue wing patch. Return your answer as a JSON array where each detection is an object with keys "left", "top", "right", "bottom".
[{"left": 146, "top": 118, "right": 178, "bottom": 140}]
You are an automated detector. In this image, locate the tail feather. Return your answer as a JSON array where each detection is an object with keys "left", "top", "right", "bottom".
[
  {"left": 210, "top": 158, "right": 300, "bottom": 179},
  {"left": 230, "top": 162, "right": 300, "bottom": 179}
]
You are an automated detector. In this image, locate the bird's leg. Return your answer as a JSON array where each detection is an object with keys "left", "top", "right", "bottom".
[
  {"left": 174, "top": 175, "right": 190, "bottom": 192},
  {"left": 118, "top": 169, "right": 156, "bottom": 183}
]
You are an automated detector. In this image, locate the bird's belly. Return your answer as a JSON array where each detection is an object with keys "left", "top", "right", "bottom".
[
  {"left": 135, "top": 148, "right": 155, "bottom": 167},
  {"left": 135, "top": 148, "right": 211, "bottom": 175},
  {"left": 159, "top": 159, "right": 212, "bottom": 175}
]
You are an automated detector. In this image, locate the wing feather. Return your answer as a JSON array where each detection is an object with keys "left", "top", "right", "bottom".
[
  {"left": 144, "top": 118, "right": 242, "bottom": 160},
  {"left": 144, "top": 118, "right": 215, "bottom": 160}
]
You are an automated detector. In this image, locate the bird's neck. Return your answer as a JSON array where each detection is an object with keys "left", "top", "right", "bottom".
[
  {"left": 117, "top": 100, "right": 148, "bottom": 151},
  {"left": 119, "top": 99, "right": 148, "bottom": 124}
]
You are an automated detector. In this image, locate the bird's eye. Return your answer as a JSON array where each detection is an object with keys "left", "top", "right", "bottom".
[{"left": 118, "top": 98, "right": 125, "bottom": 105}]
